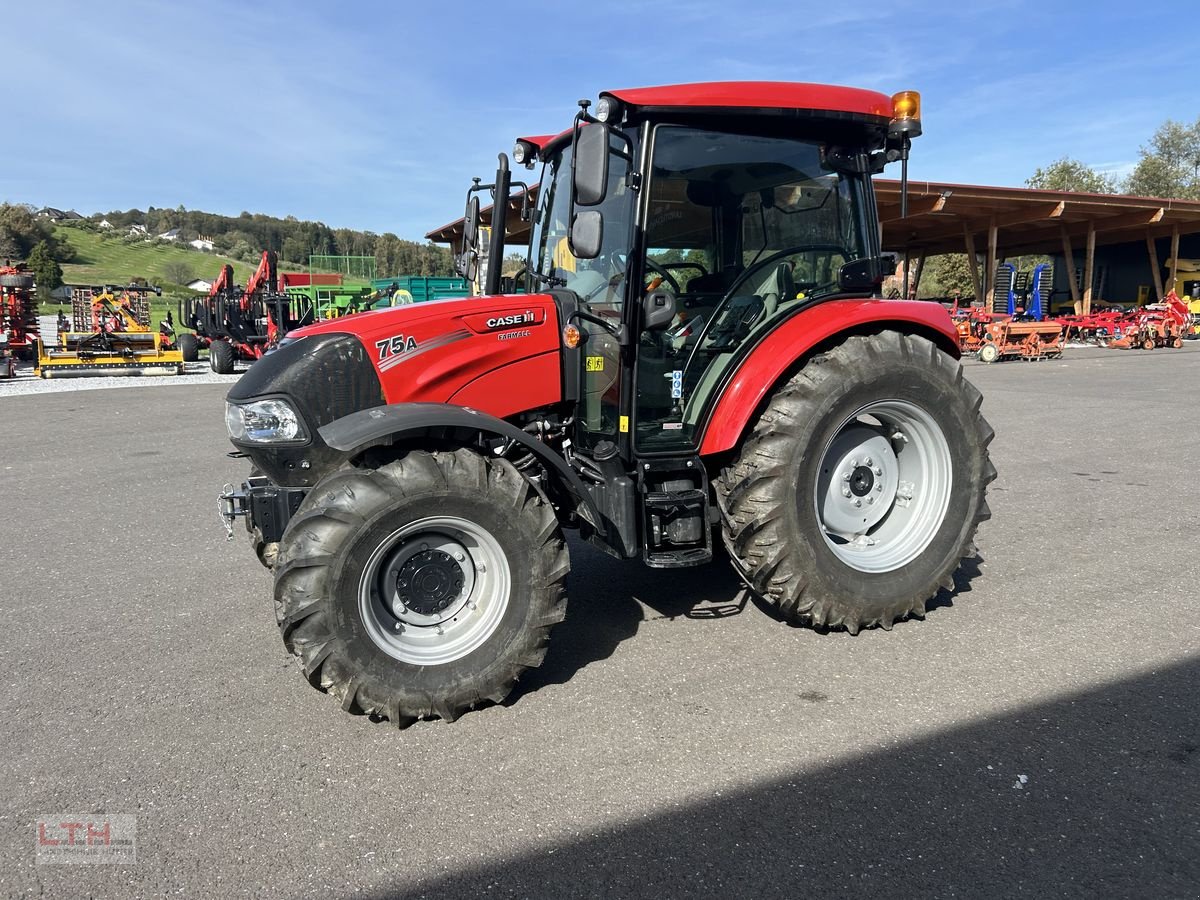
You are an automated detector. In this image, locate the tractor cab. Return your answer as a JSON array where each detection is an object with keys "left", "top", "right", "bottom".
[{"left": 498, "top": 84, "right": 918, "bottom": 563}]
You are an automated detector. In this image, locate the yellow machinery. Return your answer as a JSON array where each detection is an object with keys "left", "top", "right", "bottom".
[
  {"left": 1165, "top": 259, "right": 1200, "bottom": 335},
  {"left": 36, "top": 285, "right": 185, "bottom": 378}
]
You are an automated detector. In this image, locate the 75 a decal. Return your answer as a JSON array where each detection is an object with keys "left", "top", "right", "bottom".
[{"left": 375, "top": 334, "right": 418, "bottom": 361}]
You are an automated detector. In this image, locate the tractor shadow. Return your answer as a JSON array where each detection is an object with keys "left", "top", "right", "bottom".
[
  {"left": 506, "top": 537, "right": 747, "bottom": 704},
  {"left": 507, "top": 541, "right": 986, "bottom": 703}
]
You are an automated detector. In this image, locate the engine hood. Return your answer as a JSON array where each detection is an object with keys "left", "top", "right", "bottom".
[{"left": 295, "top": 292, "right": 565, "bottom": 419}]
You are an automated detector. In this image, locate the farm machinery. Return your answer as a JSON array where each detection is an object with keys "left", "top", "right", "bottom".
[
  {"left": 182, "top": 251, "right": 314, "bottom": 373},
  {"left": 1106, "top": 292, "right": 1191, "bottom": 350},
  {"left": 218, "top": 82, "right": 994, "bottom": 727},
  {"left": 951, "top": 301, "right": 1064, "bottom": 363},
  {"left": 0, "top": 265, "right": 40, "bottom": 366},
  {"left": 35, "top": 284, "right": 184, "bottom": 378}
]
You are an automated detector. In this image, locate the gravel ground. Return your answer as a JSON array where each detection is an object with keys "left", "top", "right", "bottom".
[{"left": 0, "top": 359, "right": 240, "bottom": 396}]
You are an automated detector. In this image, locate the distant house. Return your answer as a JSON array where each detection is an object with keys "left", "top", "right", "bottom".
[
  {"left": 158, "top": 228, "right": 181, "bottom": 241},
  {"left": 187, "top": 278, "right": 213, "bottom": 292},
  {"left": 189, "top": 238, "right": 214, "bottom": 252},
  {"left": 37, "top": 207, "right": 66, "bottom": 221},
  {"left": 63, "top": 210, "right": 84, "bottom": 220},
  {"left": 98, "top": 219, "right": 114, "bottom": 230},
  {"left": 128, "top": 223, "right": 148, "bottom": 236}
]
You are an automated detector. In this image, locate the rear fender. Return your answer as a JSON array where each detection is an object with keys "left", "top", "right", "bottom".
[
  {"left": 319, "top": 403, "right": 605, "bottom": 537},
  {"left": 698, "top": 299, "right": 960, "bottom": 457}
]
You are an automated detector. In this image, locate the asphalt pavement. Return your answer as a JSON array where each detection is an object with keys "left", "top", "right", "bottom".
[{"left": 1, "top": 344, "right": 1198, "bottom": 898}]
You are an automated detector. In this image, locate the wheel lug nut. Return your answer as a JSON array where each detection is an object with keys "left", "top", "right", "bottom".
[
  {"left": 454, "top": 552, "right": 465, "bottom": 561},
  {"left": 477, "top": 564, "right": 486, "bottom": 573},
  {"left": 849, "top": 459, "right": 858, "bottom": 468},
  {"left": 875, "top": 483, "right": 883, "bottom": 492},
  {"left": 842, "top": 472, "right": 852, "bottom": 482},
  {"left": 872, "top": 466, "right": 882, "bottom": 476},
  {"left": 841, "top": 486, "right": 851, "bottom": 498},
  {"left": 854, "top": 499, "right": 862, "bottom": 507},
  {"left": 867, "top": 496, "right": 874, "bottom": 504},
  {"left": 864, "top": 456, "right": 872, "bottom": 466}
]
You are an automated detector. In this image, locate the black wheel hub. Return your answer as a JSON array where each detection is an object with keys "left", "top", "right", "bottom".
[
  {"left": 849, "top": 465, "right": 875, "bottom": 497},
  {"left": 396, "top": 549, "right": 465, "bottom": 616}
]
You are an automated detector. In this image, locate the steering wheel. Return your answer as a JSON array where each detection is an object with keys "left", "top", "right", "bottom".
[{"left": 644, "top": 258, "right": 682, "bottom": 293}]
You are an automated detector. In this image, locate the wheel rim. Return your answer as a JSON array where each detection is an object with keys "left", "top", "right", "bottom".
[
  {"left": 815, "top": 399, "right": 953, "bottom": 574},
  {"left": 358, "top": 516, "right": 511, "bottom": 665}
]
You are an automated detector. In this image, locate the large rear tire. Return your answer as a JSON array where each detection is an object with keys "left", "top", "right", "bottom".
[
  {"left": 717, "top": 332, "right": 995, "bottom": 633},
  {"left": 273, "top": 449, "right": 569, "bottom": 726},
  {"left": 209, "top": 339, "right": 235, "bottom": 373}
]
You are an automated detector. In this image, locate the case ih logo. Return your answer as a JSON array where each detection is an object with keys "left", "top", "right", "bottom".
[{"left": 485, "top": 311, "right": 536, "bottom": 330}]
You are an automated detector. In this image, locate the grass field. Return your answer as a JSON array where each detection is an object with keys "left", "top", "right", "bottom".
[{"left": 54, "top": 225, "right": 258, "bottom": 290}]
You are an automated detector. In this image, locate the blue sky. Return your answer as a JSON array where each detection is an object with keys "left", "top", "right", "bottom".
[{"left": 4, "top": 0, "right": 1191, "bottom": 241}]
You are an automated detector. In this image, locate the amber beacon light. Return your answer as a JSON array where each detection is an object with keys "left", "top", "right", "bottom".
[{"left": 890, "top": 91, "right": 922, "bottom": 137}]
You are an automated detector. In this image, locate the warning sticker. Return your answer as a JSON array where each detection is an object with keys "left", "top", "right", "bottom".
[{"left": 585, "top": 356, "right": 605, "bottom": 372}]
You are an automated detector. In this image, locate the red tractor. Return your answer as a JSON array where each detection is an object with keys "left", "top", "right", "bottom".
[
  {"left": 220, "top": 82, "right": 995, "bottom": 727},
  {"left": 182, "top": 251, "right": 310, "bottom": 373},
  {"left": 0, "top": 264, "right": 40, "bottom": 363}
]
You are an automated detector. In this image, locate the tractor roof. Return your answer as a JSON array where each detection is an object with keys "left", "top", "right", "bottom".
[
  {"left": 601, "top": 81, "right": 893, "bottom": 119},
  {"left": 519, "top": 83, "right": 894, "bottom": 159}
]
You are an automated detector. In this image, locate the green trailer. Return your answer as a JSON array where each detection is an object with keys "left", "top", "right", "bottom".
[{"left": 370, "top": 276, "right": 470, "bottom": 307}]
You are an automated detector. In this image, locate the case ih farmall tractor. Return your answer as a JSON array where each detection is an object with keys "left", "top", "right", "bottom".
[{"left": 220, "top": 82, "right": 995, "bottom": 727}]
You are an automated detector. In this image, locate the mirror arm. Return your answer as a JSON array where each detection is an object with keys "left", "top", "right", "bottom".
[{"left": 569, "top": 310, "right": 630, "bottom": 346}]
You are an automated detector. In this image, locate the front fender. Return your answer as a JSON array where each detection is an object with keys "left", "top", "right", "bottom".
[
  {"left": 697, "top": 299, "right": 960, "bottom": 457},
  {"left": 319, "top": 403, "right": 605, "bottom": 536}
]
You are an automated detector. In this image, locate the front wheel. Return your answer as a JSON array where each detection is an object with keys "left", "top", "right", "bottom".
[
  {"left": 718, "top": 332, "right": 995, "bottom": 633},
  {"left": 273, "top": 449, "right": 569, "bottom": 726}
]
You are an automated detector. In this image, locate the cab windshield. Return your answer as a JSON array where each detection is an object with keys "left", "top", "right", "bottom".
[{"left": 529, "top": 136, "right": 636, "bottom": 310}]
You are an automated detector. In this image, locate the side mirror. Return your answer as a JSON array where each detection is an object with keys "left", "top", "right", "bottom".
[
  {"left": 642, "top": 288, "right": 676, "bottom": 331},
  {"left": 572, "top": 123, "right": 610, "bottom": 207},
  {"left": 463, "top": 195, "right": 480, "bottom": 248},
  {"left": 569, "top": 210, "right": 603, "bottom": 260},
  {"left": 838, "top": 258, "right": 884, "bottom": 293}
]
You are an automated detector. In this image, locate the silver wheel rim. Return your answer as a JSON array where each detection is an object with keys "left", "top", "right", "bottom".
[
  {"left": 815, "top": 399, "right": 953, "bottom": 574},
  {"left": 358, "top": 516, "right": 511, "bottom": 665}
]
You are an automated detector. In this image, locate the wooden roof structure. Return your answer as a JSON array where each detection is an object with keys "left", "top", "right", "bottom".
[{"left": 428, "top": 179, "right": 1200, "bottom": 312}]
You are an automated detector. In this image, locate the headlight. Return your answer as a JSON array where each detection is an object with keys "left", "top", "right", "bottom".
[
  {"left": 225, "top": 399, "right": 308, "bottom": 443},
  {"left": 595, "top": 96, "right": 621, "bottom": 123}
]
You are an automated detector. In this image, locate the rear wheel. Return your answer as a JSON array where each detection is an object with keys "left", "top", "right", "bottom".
[
  {"left": 718, "top": 332, "right": 995, "bottom": 633},
  {"left": 273, "top": 449, "right": 569, "bottom": 726},
  {"left": 978, "top": 342, "right": 999, "bottom": 363},
  {"left": 178, "top": 332, "right": 199, "bottom": 362},
  {"left": 209, "top": 339, "right": 235, "bottom": 373}
]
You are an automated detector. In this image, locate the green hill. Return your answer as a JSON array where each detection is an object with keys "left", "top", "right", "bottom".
[{"left": 54, "top": 225, "right": 259, "bottom": 290}]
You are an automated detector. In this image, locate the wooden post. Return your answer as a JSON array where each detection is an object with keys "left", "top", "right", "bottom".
[
  {"left": 1060, "top": 226, "right": 1080, "bottom": 312},
  {"left": 963, "top": 225, "right": 982, "bottom": 301},
  {"left": 911, "top": 249, "right": 927, "bottom": 298},
  {"left": 1167, "top": 226, "right": 1181, "bottom": 296},
  {"left": 984, "top": 218, "right": 998, "bottom": 310},
  {"left": 1145, "top": 231, "right": 1164, "bottom": 302},
  {"left": 1082, "top": 223, "right": 1096, "bottom": 315}
]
